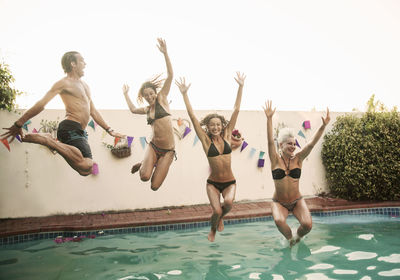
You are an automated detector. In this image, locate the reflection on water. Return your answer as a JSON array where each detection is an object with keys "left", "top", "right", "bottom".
[{"left": 0, "top": 215, "right": 399, "bottom": 279}]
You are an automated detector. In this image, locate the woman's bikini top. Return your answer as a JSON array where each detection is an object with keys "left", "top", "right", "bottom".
[
  {"left": 147, "top": 99, "right": 171, "bottom": 125},
  {"left": 272, "top": 168, "right": 301, "bottom": 180},
  {"left": 207, "top": 138, "right": 232, "bottom": 157}
]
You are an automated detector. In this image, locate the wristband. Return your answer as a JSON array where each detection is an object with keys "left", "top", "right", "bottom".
[
  {"left": 14, "top": 121, "right": 23, "bottom": 129},
  {"left": 106, "top": 127, "right": 114, "bottom": 133}
]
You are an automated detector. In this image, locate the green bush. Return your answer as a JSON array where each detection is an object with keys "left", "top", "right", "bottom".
[
  {"left": 322, "top": 102, "right": 400, "bottom": 201},
  {"left": 0, "top": 62, "right": 23, "bottom": 112}
]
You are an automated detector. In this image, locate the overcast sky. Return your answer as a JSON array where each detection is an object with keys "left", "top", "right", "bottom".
[{"left": 1, "top": 0, "right": 399, "bottom": 112}]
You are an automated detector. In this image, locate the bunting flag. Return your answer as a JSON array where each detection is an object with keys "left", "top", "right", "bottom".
[
  {"left": 193, "top": 135, "right": 199, "bottom": 146},
  {"left": 240, "top": 141, "right": 248, "bottom": 152},
  {"left": 32, "top": 128, "right": 38, "bottom": 133},
  {"left": 88, "top": 120, "right": 96, "bottom": 130},
  {"left": 23, "top": 120, "right": 31, "bottom": 131},
  {"left": 298, "top": 130, "right": 306, "bottom": 138},
  {"left": 183, "top": 126, "right": 191, "bottom": 138},
  {"left": 1, "top": 139, "right": 10, "bottom": 151},
  {"left": 257, "top": 151, "right": 265, "bottom": 167},
  {"left": 127, "top": 136, "right": 134, "bottom": 147},
  {"left": 92, "top": 162, "right": 99, "bottom": 175},
  {"left": 248, "top": 148, "right": 256, "bottom": 158},
  {"left": 114, "top": 137, "right": 120, "bottom": 147},
  {"left": 16, "top": 135, "right": 22, "bottom": 142},
  {"left": 140, "top": 137, "right": 147, "bottom": 149},
  {"left": 101, "top": 130, "right": 108, "bottom": 140},
  {"left": 303, "top": 120, "right": 311, "bottom": 130},
  {"left": 295, "top": 139, "right": 301, "bottom": 149},
  {"left": 177, "top": 118, "right": 183, "bottom": 126}
]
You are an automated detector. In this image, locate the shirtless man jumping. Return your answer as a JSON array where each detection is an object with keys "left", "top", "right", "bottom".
[{"left": 1, "top": 51, "right": 123, "bottom": 176}]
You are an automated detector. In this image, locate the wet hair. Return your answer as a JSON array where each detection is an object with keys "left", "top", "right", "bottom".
[
  {"left": 137, "top": 74, "right": 165, "bottom": 104},
  {"left": 200, "top": 113, "right": 229, "bottom": 137},
  {"left": 277, "top": 127, "right": 295, "bottom": 144},
  {"left": 61, "top": 51, "right": 79, "bottom": 73}
]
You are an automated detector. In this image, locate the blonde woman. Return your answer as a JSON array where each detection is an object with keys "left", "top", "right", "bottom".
[
  {"left": 176, "top": 73, "right": 245, "bottom": 242},
  {"left": 123, "top": 38, "right": 174, "bottom": 191},
  {"left": 263, "top": 100, "right": 330, "bottom": 246}
]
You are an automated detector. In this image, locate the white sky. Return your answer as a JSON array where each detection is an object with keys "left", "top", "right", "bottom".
[{"left": 1, "top": 0, "right": 399, "bottom": 112}]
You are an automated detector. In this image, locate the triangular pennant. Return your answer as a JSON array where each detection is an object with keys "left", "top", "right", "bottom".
[
  {"left": 183, "top": 126, "right": 191, "bottom": 138},
  {"left": 114, "top": 137, "right": 120, "bottom": 147},
  {"left": 140, "top": 137, "right": 147, "bottom": 149},
  {"left": 32, "top": 128, "right": 38, "bottom": 133},
  {"left": 92, "top": 162, "right": 99, "bottom": 175},
  {"left": 240, "top": 141, "right": 248, "bottom": 152},
  {"left": 249, "top": 148, "right": 256, "bottom": 158},
  {"left": 298, "top": 130, "right": 306, "bottom": 138},
  {"left": 16, "top": 135, "right": 22, "bottom": 142},
  {"left": 23, "top": 120, "right": 31, "bottom": 131},
  {"left": 177, "top": 118, "right": 183, "bottom": 126},
  {"left": 127, "top": 136, "right": 134, "bottom": 147},
  {"left": 101, "top": 130, "right": 108, "bottom": 140},
  {"left": 193, "top": 135, "right": 199, "bottom": 146},
  {"left": 295, "top": 139, "right": 301, "bottom": 149},
  {"left": 257, "top": 158, "right": 265, "bottom": 167},
  {"left": 1, "top": 139, "right": 10, "bottom": 151},
  {"left": 259, "top": 151, "right": 265, "bottom": 159},
  {"left": 88, "top": 120, "right": 95, "bottom": 130}
]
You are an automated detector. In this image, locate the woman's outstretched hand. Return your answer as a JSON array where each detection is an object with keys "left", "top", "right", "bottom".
[
  {"left": 175, "top": 77, "right": 191, "bottom": 94},
  {"left": 263, "top": 100, "right": 276, "bottom": 119},
  {"left": 234, "top": 72, "right": 246, "bottom": 86},
  {"left": 122, "top": 84, "right": 130, "bottom": 95},
  {"left": 157, "top": 38, "right": 167, "bottom": 54},
  {"left": 322, "top": 107, "right": 331, "bottom": 126}
]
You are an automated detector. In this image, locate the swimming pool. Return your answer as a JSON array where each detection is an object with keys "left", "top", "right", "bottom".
[{"left": 1, "top": 209, "right": 399, "bottom": 280}]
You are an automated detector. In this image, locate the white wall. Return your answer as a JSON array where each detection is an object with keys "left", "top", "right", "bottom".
[{"left": 0, "top": 109, "right": 343, "bottom": 218}]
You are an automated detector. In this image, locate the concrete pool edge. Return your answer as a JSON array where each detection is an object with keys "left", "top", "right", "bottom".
[{"left": 1, "top": 197, "right": 400, "bottom": 245}]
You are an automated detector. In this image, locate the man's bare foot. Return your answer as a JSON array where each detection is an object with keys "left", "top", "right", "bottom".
[
  {"left": 131, "top": 163, "right": 141, "bottom": 174},
  {"left": 22, "top": 133, "right": 57, "bottom": 153},
  {"left": 208, "top": 230, "right": 216, "bottom": 242},
  {"left": 217, "top": 219, "right": 224, "bottom": 232}
]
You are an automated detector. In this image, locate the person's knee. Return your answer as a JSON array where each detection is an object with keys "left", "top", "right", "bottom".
[
  {"left": 302, "top": 221, "right": 312, "bottom": 232},
  {"left": 274, "top": 217, "right": 287, "bottom": 228},
  {"left": 223, "top": 199, "right": 234, "bottom": 210},
  {"left": 140, "top": 173, "right": 151, "bottom": 182},
  {"left": 213, "top": 208, "right": 223, "bottom": 217}
]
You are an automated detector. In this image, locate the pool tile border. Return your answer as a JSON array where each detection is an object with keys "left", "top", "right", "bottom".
[{"left": 1, "top": 207, "right": 398, "bottom": 247}]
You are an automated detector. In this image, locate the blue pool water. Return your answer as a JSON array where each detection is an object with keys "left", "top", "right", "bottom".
[{"left": 0, "top": 214, "right": 399, "bottom": 280}]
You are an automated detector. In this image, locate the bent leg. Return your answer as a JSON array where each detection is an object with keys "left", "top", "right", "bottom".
[
  {"left": 138, "top": 145, "right": 157, "bottom": 182},
  {"left": 218, "top": 183, "right": 237, "bottom": 232},
  {"left": 206, "top": 184, "right": 223, "bottom": 242},
  {"left": 23, "top": 133, "right": 92, "bottom": 176},
  {"left": 271, "top": 201, "right": 292, "bottom": 240},
  {"left": 150, "top": 151, "right": 175, "bottom": 191},
  {"left": 292, "top": 198, "right": 312, "bottom": 238}
]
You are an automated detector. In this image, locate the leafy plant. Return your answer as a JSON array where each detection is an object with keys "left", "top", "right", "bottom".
[
  {"left": 0, "top": 62, "right": 24, "bottom": 112},
  {"left": 322, "top": 96, "right": 400, "bottom": 201}
]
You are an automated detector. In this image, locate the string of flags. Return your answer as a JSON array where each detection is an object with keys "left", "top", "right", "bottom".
[{"left": 2, "top": 118, "right": 313, "bottom": 170}]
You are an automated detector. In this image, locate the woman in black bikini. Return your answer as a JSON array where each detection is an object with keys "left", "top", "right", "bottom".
[
  {"left": 263, "top": 100, "right": 330, "bottom": 246},
  {"left": 176, "top": 73, "right": 245, "bottom": 242},
  {"left": 122, "top": 38, "right": 175, "bottom": 191}
]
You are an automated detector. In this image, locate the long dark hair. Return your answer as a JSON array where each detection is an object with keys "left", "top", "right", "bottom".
[{"left": 137, "top": 74, "right": 165, "bottom": 104}]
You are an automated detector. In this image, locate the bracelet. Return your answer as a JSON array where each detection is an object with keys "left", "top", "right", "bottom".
[
  {"left": 14, "top": 121, "right": 23, "bottom": 129},
  {"left": 106, "top": 127, "right": 114, "bottom": 133}
]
